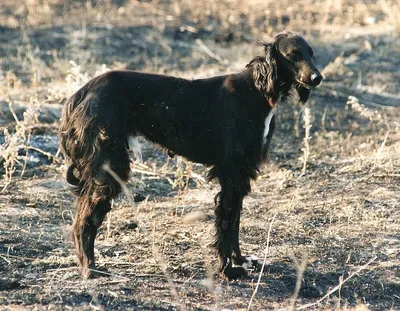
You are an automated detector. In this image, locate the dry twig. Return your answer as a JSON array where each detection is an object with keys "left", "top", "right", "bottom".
[{"left": 247, "top": 213, "right": 277, "bottom": 311}]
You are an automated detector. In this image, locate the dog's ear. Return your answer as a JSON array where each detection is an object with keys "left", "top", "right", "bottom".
[
  {"left": 263, "top": 43, "right": 278, "bottom": 94},
  {"left": 249, "top": 43, "right": 278, "bottom": 98}
]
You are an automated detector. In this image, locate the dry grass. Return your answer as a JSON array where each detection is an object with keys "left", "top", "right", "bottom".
[
  {"left": 0, "top": 92, "right": 40, "bottom": 191},
  {"left": 299, "top": 105, "right": 313, "bottom": 173}
]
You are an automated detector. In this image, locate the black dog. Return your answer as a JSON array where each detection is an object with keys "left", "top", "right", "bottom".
[{"left": 59, "top": 31, "right": 322, "bottom": 280}]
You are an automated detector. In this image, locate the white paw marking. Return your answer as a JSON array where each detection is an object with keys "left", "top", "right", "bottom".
[
  {"left": 248, "top": 255, "right": 259, "bottom": 261},
  {"left": 128, "top": 136, "right": 142, "bottom": 161},
  {"left": 241, "top": 255, "right": 260, "bottom": 269},
  {"left": 242, "top": 260, "right": 253, "bottom": 269}
]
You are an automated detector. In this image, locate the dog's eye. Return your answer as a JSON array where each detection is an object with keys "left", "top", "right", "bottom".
[{"left": 288, "top": 51, "right": 301, "bottom": 61}]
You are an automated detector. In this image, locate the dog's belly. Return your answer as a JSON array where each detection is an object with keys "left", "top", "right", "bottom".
[
  {"left": 135, "top": 125, "right": 222, "bottom": 165},
  {"left": 166, "top": 138, "right": 222, "bottom": 165}
]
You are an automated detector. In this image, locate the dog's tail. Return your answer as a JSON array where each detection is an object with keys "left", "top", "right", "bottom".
[
  {"left": 59, "top": 87, "right": 98, "bottom": 196},
  {"left": 58, "top": 80, "right": 131, "bottom": 199}
]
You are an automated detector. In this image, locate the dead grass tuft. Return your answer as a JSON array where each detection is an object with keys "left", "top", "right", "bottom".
[
  {"left": 299, "top": 105, "right": 313, "bottom": 173},
  {"left": 1, "top": 97, "right": 40, "bottom": 191}
]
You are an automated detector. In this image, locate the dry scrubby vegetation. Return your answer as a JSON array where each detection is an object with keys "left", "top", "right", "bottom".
[{"left": 0, "top": 0, "right": 399, "bottom": 310}]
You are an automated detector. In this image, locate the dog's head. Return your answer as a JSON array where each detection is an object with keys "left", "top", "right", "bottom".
[
  {"left": 250, "top": 31, "right": 322, "bottom": 104},
  {"left": 271, "top": 31, "right": 322, "bottom": 102}
]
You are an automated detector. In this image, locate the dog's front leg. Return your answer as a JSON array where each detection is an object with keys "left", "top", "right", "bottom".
[
  {"left": 232, "top": 196, "right": 262, "bottom": 271},
  {"left": 214, "top": 168, "right": 250, "bottom": 280}
]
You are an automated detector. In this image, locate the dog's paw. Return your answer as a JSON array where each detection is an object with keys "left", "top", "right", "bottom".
[
  {"left": 220, "top": 266, "right": 248, "bottom": 280},
  {"left": 235, "top": 255, "right": 264, "bottom": 271},
  {"left": 80, "top": 266, "right": 110, "bottom": 279}
]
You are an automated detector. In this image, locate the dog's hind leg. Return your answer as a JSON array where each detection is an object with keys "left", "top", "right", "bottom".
[
  {"left": 212, "top": 166, "right": 251, "bottom": 279},
  {"left": 232, "top": 204, "right": 245, "bottom": 264},
  {"left": 73, "top": 197, "right": 111, "bottom": 278},
  {"left": 72, "top": 142, "right": 131, "bottom": 279}
]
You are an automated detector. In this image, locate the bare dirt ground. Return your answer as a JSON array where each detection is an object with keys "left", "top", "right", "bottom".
[{"left": 0, "top": 0, "right": 399, "bottom": 310}]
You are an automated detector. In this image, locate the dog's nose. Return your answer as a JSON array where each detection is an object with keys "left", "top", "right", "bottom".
[{"left": 310, "top": 72, "right": 323, "bottom": 86}]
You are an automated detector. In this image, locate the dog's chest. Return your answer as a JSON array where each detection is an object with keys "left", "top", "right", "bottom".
[{"left": 262, "top": 108, "right": 276, "bottom": 146}]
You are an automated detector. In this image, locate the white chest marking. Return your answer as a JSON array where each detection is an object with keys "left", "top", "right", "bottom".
[
  {"left": 262, "top": 108, "right": 276, "bottom": 146},
  {"left": 128, "top": 136, "right": 142, "bottom": 161}
]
